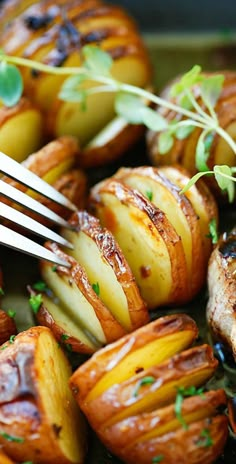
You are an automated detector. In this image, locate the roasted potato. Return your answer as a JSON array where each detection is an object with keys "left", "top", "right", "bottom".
[
  {"left": 0, "top": 0, "right": 152, "bottom": 158},
  {"left": 147, "top": 71, "right": 236, "bottom": 199},
  {"left": 0, "top": 309, "right": 17, "bottom": 345},
  {"left": 70, "top": 314, "right": 228, "bottom": 464},
  {"left": 61, "top": 210, "right": 148, "bottom": 331},
  {"left": 32, "top": 233, "right": 148, "bottom": 352},
  {"left": 0, "top": 97, "right": 43, "bottom": 162},
  {"left": 89, "top": 165, "right": 218, "bottom": 308},
  {"left": 0, "top": 325, "right": 87, "bottom": 464},
  {"left": 0, "top": 450, "right": 16, "bottom": 464}
]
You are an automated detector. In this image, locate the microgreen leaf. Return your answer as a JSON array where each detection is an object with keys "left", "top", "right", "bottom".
[
  {"left": 59, "top": 74, "right": 87, "bottom": 102},
  {"left": 207, "top": 218, "right": 218, "bottom": 244},
  {"left": 83, "top": 45, "right": 113, "bottom": 76},
  {"left": 158, "top": 131, "right": 174, "bottom": 154},
  {"left": 140, "top": 106, "right": 168, "bottom": 131},
  {"left": 0, "top": 61, "right": 23, "bottom": 106},
  {"left": 175, "top": 124, "right": 194, "bottom": 140},
  {"left": 179, "top": 93, "right": 193, "bottom": 110},
  {"left": 0, "top": 431, "right": 24, "bottom": 443},
  {"left": 180, "top": 170, "right": 212, "bottom": 194},
  {"left": 7, "top": 309, "right": 16, "bottom": 318},
  {"left": 92, "top": 282, "right": 100, "bottom": 296},
  {"left": 152, "top": 456, "right": 164, "bottom": 463},
  {"left": 133, "top": 376, "right": 155, "bottom": 397},
  {"left": 196, "top": 428, "right": 213, "bottom": 447},
  {"left": 170, "top": 65, "right": 202, "bottom": 97},
  {"left": 145, "top": 190, "right": 153, "bottom": 201},
  {"left": 29, "top": 293, "right": 43, "bottom": 314},
  {"left": 32, "top": 281, "right": 48, "bottom": 292},
  {"left": 200, "top": 75, "right": 224, "bottom": 109},
  {"left": 115, "top": 92, "right": 144, "bottom": 124},
  {"left": 195, "top": 131, "right": 213, "bottom": 171},
  {"left": 214, "top": 165, "right": 235, "bottom": 202}
]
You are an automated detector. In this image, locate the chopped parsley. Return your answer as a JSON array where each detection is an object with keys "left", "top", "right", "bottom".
[
  {"left": 29, "top": 293, "right": 43, "bottom": 314},
  {"left": 7, "top": 309, "right": 16, "bottom": 318},
  {"left": 32, "top": 280, "right": 48, "bottom": 292},
  {"left": 152, "top": 456, "right": 164, "bottom": 463},
  {"left": 0, "top": 431, "right": 24, "bottom": 443},
  {"left": 51, "top": 265, "right": 58, "bottom": 272},
  {"left": 145, "top": 190, "right": 153, "bottom": 201},
  {"left": 9, "top": 335, "right": 15, "bottom": 344},
  {"left": 92, "top": 282, "right": 100, "bottom": 296},
  {"left": 175, "top": 386, "right": 204, "bottom": 429},
  {"left": 196, "top": 428, "right": 213, "bottom": 447},
  {"left": 133, "top": 376, "right": 155, "bottom": 397},
  {"left": 207, "top": 218, "right": 218, "bottom": 244},
  {"left": 61, "top": 334, "right": 70, "bottom": 341}
]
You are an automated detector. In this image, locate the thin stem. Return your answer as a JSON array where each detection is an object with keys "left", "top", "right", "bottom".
[
  {"left": 171, "top": 119, "right": 207, "bottom": 131},
  {"left": 185, "top": 89, "right": 213, "bottom": 124}
]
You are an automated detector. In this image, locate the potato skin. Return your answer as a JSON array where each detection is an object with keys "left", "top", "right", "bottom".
[{"left": 0, "top": 309, "right": 17, "bottom": 346}]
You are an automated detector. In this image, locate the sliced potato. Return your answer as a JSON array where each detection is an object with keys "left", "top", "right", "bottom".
[
  {"left": 39, "top": 242, "right": 126, "bottom": 349},
  {"left": 0, "top": 326, "right": 87, "bottom": 464},
  {"left": 121, "top": 416, "right": 228, "bottom": 464},
  {"left": 0, "top": 97, "right": 43, "bottom": 162},
  {"left": 89, "top": 178, "right": 188, "bottom": 309},
  {"left": 62, "top": 210, "right": 148, "bottom": 332},
  {"left": 0, "top": 450, "right": 16, "bottom": 464},
  {"left": 80, "top": 115, "right": 144, "bottom": 167},
  {"left": 70, "top": 314, "right": 226, "bottom": 464},
  {"left": 115, "top": 165, "right": 206, "bottom": 297},
  {"left": 101, "top": 389, "right": 227, "bottom": 454},
  {"left": 80, "top": 344, "right": 218, "bottom": 428},
  {"left": 158, "top": 165, "right": 218, "bottom": 260},
  {"left": 1, "top": 0, "right": 151, "bottom": 150},
  {"left": 70, "top": 314, "right": 198, "bottom": 403}
]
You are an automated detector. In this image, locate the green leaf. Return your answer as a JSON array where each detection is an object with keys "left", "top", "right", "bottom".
[
  {"left": 200, "top": 74, "right": 224, "bottom": 109},
  {"left": 207, "top": 218, "right": 218, "bottom": 244},
  {"left": 214, "top": 165, "right": 235, "bottom": 202},
  {"left": 133, "top": 376, "right": 155, "bottom": 397},
  {"left": 145, "top": 190, "right": 153, "bottom": 201},
  {"left": 170, "top": 65, "right": 202, "bottom": 97},
  {"left": 0, "top": 61, "right": 23, "bottom": 107},
  {"left": 7, "top": 309, "right": 16, "bottom": 318},
  {"left": 83, "top": 45, "right": 113, "bottom": 76},
  {"left": 175, "top": 124, "right": 194, "bottom": 140},
  {"left": 180, "top": 171, "right": 212, "bottom": 194},
  {"left": 9, "top": 335, "right": 15, "bottom": 344},
  {"left": 0, "top": 431, "right": 24, "bottom": 443},
  {"left": 32, "top": 281, "right": 48, "bottom": 292},
  {"left": 195, "top": 135, "right": 210, "bottom": 172},
  {"left": 196, "top": 428, "right": 213, "bottom": 448},
  {"left": 140, "top": 106, "right": 168, "bottom": 131},
  {"left": 179, "top": 93, "right": 193, "bottom": 110},
  {"left": 61, "top": 333, "right": 70, "bottom": 341},
  {"left": 115, "top": 92, "right": 144, "bottom": 124},
  {"left": 29, "top": 293, "right": 43, "bottom": 314},
  {"left": 92, "top": 282, "right": 100, "bottom": 296},
  {"left": 158, "top": 131, "right": 174, "bottom": 154},
  {"left": 61, "top": 74, "right": 87, "bottom": 90},
  {"left": 152, "top": 456, "right": 164, "bottom": 463}
]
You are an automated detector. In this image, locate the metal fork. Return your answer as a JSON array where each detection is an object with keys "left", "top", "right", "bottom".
[{"left": 0, "top": 151, "right": 76, "bottom": 268}]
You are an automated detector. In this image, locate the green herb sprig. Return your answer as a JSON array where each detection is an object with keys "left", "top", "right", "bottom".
[
  {"left": 0, "top": 46, "right": 236, "bottom": 199},
  {"left": 174, "top": 386, "right": 204, "bottom": 429}
]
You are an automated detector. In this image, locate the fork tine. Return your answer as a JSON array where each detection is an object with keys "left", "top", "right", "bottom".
[
  {"left": 0, "top": 151, "right": 77, "bottom": 212},
  {"left": 0, "top": 180, "right": 74, "bottom": 229},
  {"left": 0, "top": 224, "right": 71, "bottom": 267},
  {"left": 0, "top": 202, "right": 73, "bottom": 249}
]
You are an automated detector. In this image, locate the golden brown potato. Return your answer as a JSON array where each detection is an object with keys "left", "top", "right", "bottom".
[
  {"left": 61, "top": 210, "right": 148, "bottom": 332},
  {"left": 0, "top": 309, "right": 17, "bottom": 346},
  {"left": 147, "top": 71, "right": 236, "bottom": 199},
  {"left": 1, "top": 0, "right": 152, "bottom": 154},
  {"left": 0, "top": 326, "right": 87, "bottom": 464},
  {"left": 70, "top": 315, "right": 227, "bottom": 464},
  {"left": 90, "top": 177, "right": 190, "bottom": 308},
  {"left": 0, "top": 97, "right": 43, "bottom": 162},
  {"left": 38, "top": 242, "right": 127, "bottom": 351},
  {"left": 0, "top": 449, "right": 16, "bottom": 464}
]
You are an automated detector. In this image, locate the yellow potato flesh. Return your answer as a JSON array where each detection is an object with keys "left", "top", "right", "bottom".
[
  {"left": 37, "top": 329, "right": 86, "bottom": 462},
  {"left": 159, "top": 167, "right": 212, "bottom": 258},
  {"left": 63, "top": 229, "right": 131, "bottom": 331},
  {"left": 42, "top": 294, "right": 98, "bottom": 350},
  {"left": 105, "top": 368, "right": 215, "bottom": 427},
  {"left": 86, "top": 329, "right": 197, "bottom": 402},
  {"left": 215, "top": 121, "right": 236, "bottom": 167},
  {"left": 0, "top": 109, "right": 42, "bottom": 162},
  {"left": 42, "top": 266, "right": 106, "bottom": 345},
  {"left": 136, "top": 403, "right": 216, "bottom": 443},
  {"left": 121, "top": 174, "right": 192, "bottom": 280},
  {"left": 97, "top": 192, "right": 172, "bottom": 308}
]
